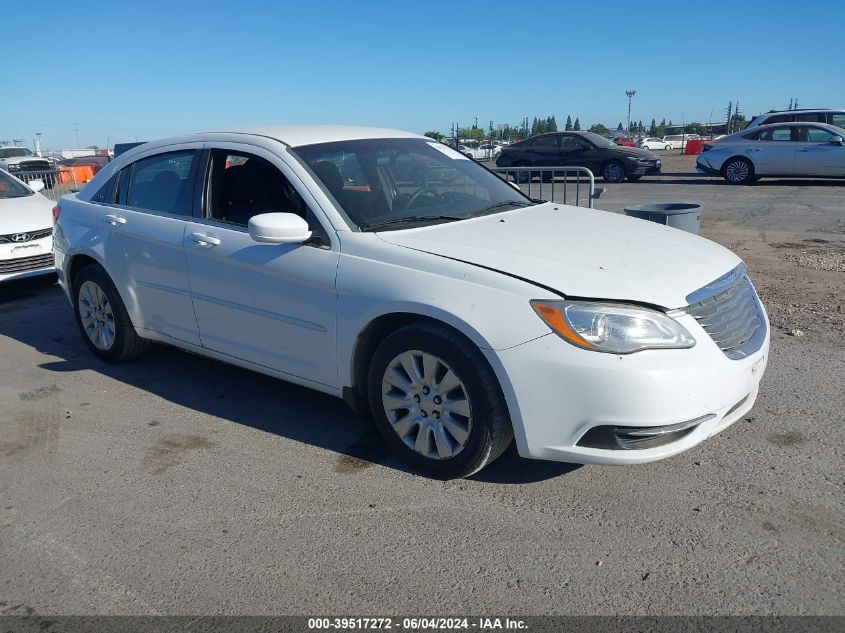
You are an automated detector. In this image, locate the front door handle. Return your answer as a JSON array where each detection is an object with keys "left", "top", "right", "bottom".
[
  {"left": 190, "top": 232, "right": 221, "bottom": 246},
  {"left": 104, "top": 214, "right": 126, "bottom": 225}
]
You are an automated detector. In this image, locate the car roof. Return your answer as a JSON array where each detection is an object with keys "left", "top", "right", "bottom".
[
  {"left": 748, "top": 121, "right": 841, "bottom": 130},
  {"left": 135, "top": 125, "right": 427, "bottom": 150}
]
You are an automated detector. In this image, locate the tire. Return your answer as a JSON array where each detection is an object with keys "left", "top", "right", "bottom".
[
  {"left": 465, "top": 153, "right": 474, "bottom": 160},
  {"left": 722, "top": 157, "right": 755, "bottom": 185},
  {"left": 626, "top": 174, "right": 643, "bottom": 182},
  {"left": 367, "top": 322, "right": 513, "bottom": 479},
  {"left": 72, "top": 264, "right": 149, "bottom": 362},
  {"left": 665, "top": 145, "right": 671, "bottom": 151},
  {"left": 602, "top": 160, "right": 626, "bottom": 183},
  {"left": 514, "top": 162, "right": 531, "bottom": 183}
]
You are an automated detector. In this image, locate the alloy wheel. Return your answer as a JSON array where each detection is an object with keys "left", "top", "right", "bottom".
[
  {"left": 604, "top": 162, "right": 624, "bottom": 182},
  {"left": 381, "top": 350, "right": 472, "bottom": 460},
  {"left": 725, "top": 159, "right": 750, "bottom": 183},
  {"left": 78, "top": 280, "right": 116, "bottom": 351}
]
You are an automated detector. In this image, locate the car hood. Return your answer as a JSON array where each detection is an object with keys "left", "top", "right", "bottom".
[
  {"left": 1, "top": 156, "right": 41, "bottom": 165},
  {"left": 605, "top": 145, "right": 659, "bottom": 159},
  {"left": 0, "top": 193, "right": 54, "bottom": 233},
  {"left": 376, "top": 203, "right": 741, "bottom": 309}
]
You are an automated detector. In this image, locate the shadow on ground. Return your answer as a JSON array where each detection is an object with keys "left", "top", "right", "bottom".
[{"left": 1, "top": 277, "right": 578, "bottom": 484}]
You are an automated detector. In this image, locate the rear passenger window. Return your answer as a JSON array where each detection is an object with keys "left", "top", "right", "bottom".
[
  {"left": 758, "top": 127, "right": 793, "bottom": 141},
  {"left": 795, "top": 113, "right": 825, "bottom": 123},
  {"left": 127, "top": 151, "right": 195, "bottom": 215},
  {"left": 763, "top": 114, "right": 791, "bottom": 124},
  {"left": 831, "top": 114, "right": 845, "bottom": 129}
]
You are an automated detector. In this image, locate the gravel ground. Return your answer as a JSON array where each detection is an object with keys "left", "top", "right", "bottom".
[{"left": 1, "top": 156, "right": 843, "bottom": 616}]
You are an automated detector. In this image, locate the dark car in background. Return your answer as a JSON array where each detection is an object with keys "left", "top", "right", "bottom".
[{"left": 495, "top": 131, "right": 661, "bottom": 183}]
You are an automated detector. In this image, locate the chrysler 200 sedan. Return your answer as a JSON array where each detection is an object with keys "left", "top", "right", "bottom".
[{"left": 53, "top": 126, "right": 769, "bottom": 478}]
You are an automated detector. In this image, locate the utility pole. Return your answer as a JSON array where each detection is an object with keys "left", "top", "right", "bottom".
[
  {"left": 74, "top": 122, "right": 79, "bottom": 148},
  {"left": 473, "top": 116, "right": 478, "bottom": 129},
  {"left": 35, "top": 132, "right": 42, "bottom": 157},
  {"left": 625, "top": 90, "right": 636, "bottom": 135}
]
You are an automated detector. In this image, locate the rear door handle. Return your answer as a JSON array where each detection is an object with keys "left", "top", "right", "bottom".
[
  {"left": 104, "top": 214, "right": 127, "bottom": 225},
  {"left": 190, "top": 232, "right": 221, "bottom": 246}
]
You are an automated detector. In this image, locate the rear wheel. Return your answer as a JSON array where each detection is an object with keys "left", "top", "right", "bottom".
[
  {"left": 723, "top": 157, "right": 755, "bottom": 184},
  {"left": 602, "top": 160, "right": 626, "bottom": 183},
  {"left": 367, "top": 322, "right": 513, "bottom": 479},
  {"left": 72, "top": 265, "right": 149, "bottom": 362}
]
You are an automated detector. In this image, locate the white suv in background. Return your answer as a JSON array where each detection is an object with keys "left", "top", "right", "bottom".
[{"left": 746, "top": 109, "right": 845, "bottom": 130}]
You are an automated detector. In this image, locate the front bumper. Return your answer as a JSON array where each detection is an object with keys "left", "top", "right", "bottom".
[
  {"left": 483, "top": 310, "right": 769, "bottom": 465},
  {"left": 0, "top": 237, "right": 56, "bottom": 282}
]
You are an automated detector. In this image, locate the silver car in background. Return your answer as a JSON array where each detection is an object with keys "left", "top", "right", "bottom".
[{"left": 696, "top": 122, "right": 845, "bottom": 184}]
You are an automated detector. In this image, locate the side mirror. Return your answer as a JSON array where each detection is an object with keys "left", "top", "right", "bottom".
[
  {"left": 831, "top": 136, "right": 844, "bottom": 145},
  {"left": 28, "top": 179, "right": 45, "bottom": 193},
  {"left": 248, "top": 213, "right": 312, "bottom": 244}
]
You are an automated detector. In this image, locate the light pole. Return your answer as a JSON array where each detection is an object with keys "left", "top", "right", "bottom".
[{"left": 625, "top": 90, "right": 636, "bottom": 135}]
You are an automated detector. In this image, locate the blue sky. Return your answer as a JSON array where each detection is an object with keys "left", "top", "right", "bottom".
[{"left": 3, "top": 0, "right": 843, "bottom": 150}]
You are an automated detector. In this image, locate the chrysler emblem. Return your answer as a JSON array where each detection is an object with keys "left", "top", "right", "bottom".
[{"left": 12, "top": 233, "right": 32, "bottom": 243}]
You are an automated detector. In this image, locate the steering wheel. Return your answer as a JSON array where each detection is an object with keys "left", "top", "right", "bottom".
[{"left": 406, "top": 187, "right": 440, "bottom": 209}]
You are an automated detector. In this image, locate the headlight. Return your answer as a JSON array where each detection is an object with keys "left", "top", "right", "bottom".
[
  {"left": 8, "top": 164, "right": 20, "bottom": 170},
  {"left": 531, "top": 300, "right": 696, "bottom": 354}
]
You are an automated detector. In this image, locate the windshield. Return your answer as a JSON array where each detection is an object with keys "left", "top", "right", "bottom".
[
  {"left": 292, "top": 138, "right": 531, "bottom": 231},
  {"left": 0, "top": 147, "right": 34, "bottom": 159},
  {"left": 0, "top": 170, "right": 33, "bottom": 198}
]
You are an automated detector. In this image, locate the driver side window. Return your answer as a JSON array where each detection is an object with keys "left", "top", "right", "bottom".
[{"left": 204, "top": 149, "right": 328, "bottom": 245}]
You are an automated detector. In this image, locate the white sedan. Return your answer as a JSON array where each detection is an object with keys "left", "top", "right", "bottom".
[
  {"left": 639, "top": 137, "right": 671, "bottom": 151},
  {"left": 53, "top": 126, "right": 769, "bottom": 478},
  {"left": 0, "top": 170, "right": 56, "bottom": 283}
]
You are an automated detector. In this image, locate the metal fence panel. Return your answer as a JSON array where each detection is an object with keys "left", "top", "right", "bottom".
[
  {"left": 11, "top": 169, "right": 79, "bottom": 202},
  {"left": 491, "top": 166, "right": 600, "bottom": 208}
]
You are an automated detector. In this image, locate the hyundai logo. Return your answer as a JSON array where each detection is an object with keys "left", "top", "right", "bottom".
[{"left": 11, "top": 233, "right": 32, "bottom": 243}]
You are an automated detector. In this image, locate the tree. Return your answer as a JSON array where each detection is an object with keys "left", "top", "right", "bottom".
[
  {"left": 573, "top": 117, "right": 581, "bottom": 131},
  {"left": 589, "top": 123, "right": 610, "bottom": 135},
  {"left": 548, "top": 115, "right": 558, "bottom": 132},
  {"left": 424, "top": 131, "right": 444, "bottom": 141},
  {"left": 660, "top": 118, "right": 666, "bottom": 127},
  {"left": 616, "top": 122, "right": 623, "bottom": 131},
  {"left": 457, "top": 127, "right": 485, "bottom": 141},
  {"left": 87, "top": 145, "right": 99, "bottom": 150},
  {"left": 649, "top": 118, "right": 657, "bottom": 135},
  {"left": 565, "top": 115, "right": 573, "bottom": 131}
]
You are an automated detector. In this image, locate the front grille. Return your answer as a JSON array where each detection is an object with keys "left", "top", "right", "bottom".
[
  {"left": 684, "top": 265, "right": 766, "bottom": 360},
  {"left": 0, "top": 253, "right": 54, "bottom": 274},
  {"left": 17, "top": 160, "right": 51, "bottom": 172},
  {"left": 0, "top": 228, "right": 52, "bottom": 244}
]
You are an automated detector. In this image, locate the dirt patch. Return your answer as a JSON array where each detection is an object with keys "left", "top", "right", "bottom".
[
  {"left": 0, "top": 411, "right": 61, "bottom": 458},
  {"left": 19, "top": 385, "right": 61, "bottom": 401},
  {"left": 142, "top": 434, "right": 216, "bottom": 474},
  {"left": 767, "top": 431, "right": 805, "bottom": 447},
  {"left": 781, "top": 250, "right": 845, "bottom": 272}
]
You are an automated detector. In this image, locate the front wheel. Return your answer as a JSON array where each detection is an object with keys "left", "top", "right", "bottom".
[
  {"left": 72, "top": 264, "right": 149, "bottom": 362},
  {"left": 664, "top": 145, "right": 671, "bottom": 151},
  {"left": 602, "top": 160, "right": 626, "bottom": 183},
  {"left": 723, "top": 157, "right": 755, "bottom": 184},
  {"left": 367, "top": 322, "right": 513, "bottom": 479}
]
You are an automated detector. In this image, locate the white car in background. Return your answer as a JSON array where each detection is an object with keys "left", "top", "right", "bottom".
[
  {"left": 696, "top": 122, "right": 845, "bottom": 184},
  {"left": 53, "top": 125, "right": 769, "bottom": 478},
  {"left": 457, "top": 144, "right": 490, "bottom": 160},
  {"left": 0, "top": 170, "right": 56, "bottom": 282},
  {"left": 639, "top": 137, "right": 671, "bottom": 151}
]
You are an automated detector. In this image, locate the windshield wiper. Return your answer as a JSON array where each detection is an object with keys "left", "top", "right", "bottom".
[
  {"left": 362, "top": 215, "right": 464, "bottom": 232},
  {"left": 466, "top": 200, "right": 534, "bottom": 217}
]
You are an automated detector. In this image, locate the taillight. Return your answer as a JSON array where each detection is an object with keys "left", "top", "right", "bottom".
[
  {"left": 701, "top": 144, "right": 713, "bottom": 152},
  {"left": 52, "top": 205, "right": 61, "bottom": 224}
]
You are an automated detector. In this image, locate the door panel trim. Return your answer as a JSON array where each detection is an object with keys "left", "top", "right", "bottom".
[{"left": 190, "top": 291, "right": 329, "bottom": 333}]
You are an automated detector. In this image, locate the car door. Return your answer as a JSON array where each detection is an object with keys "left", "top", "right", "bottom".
[
  {"left": 183, "top": 143, "right": 340, "bottom": 388},
  {"left": 792, "top": 126, "right": 845, "bottom": 176},
  {"left": 98, "top": 145, "right": 203, "bottom": 346},
  {"left": 745, "top": 126, "right": 795, "bottom": 174},
  {"left": 559, "top": 135, "right": 599, "bottom": 171}
]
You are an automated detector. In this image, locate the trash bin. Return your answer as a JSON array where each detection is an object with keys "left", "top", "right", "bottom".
[{"left": 624, "top": 203, "right": 702, "bottom": 234}]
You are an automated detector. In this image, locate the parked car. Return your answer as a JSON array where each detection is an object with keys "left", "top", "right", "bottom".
[
  {"left": 695, "top": 122, "right": 845, "bottom": 184},
  {"left": 0, "top": 146, "right": 58, "bottom": 187},
  {"left": 458, "top": 144, "right": 489, "bottom": 160},
  {"left": 54, "top": 125, "right": 768, "bottom": 478},
  {"left": 0, "top": 169, "right": 55, "bottom": 283},
  {"left": 746, "top": 108, "right": 845, "bottom": 130},
  {"left": 639, "top": 137, "right": 671, "bottom": 151},
  {"left": 614, "top": 136, "right": 637, "bottom": 147},
  {"left": 496, "top": 131, "right": 662, "bottom": 182}
]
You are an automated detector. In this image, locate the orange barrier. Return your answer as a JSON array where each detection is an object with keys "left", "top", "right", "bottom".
[
  {"left": 58, "top": 164, "right": 96, "bottom": 184},
  {"left": 684, "top": 139, "right": 703, "bottom": 155}
]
